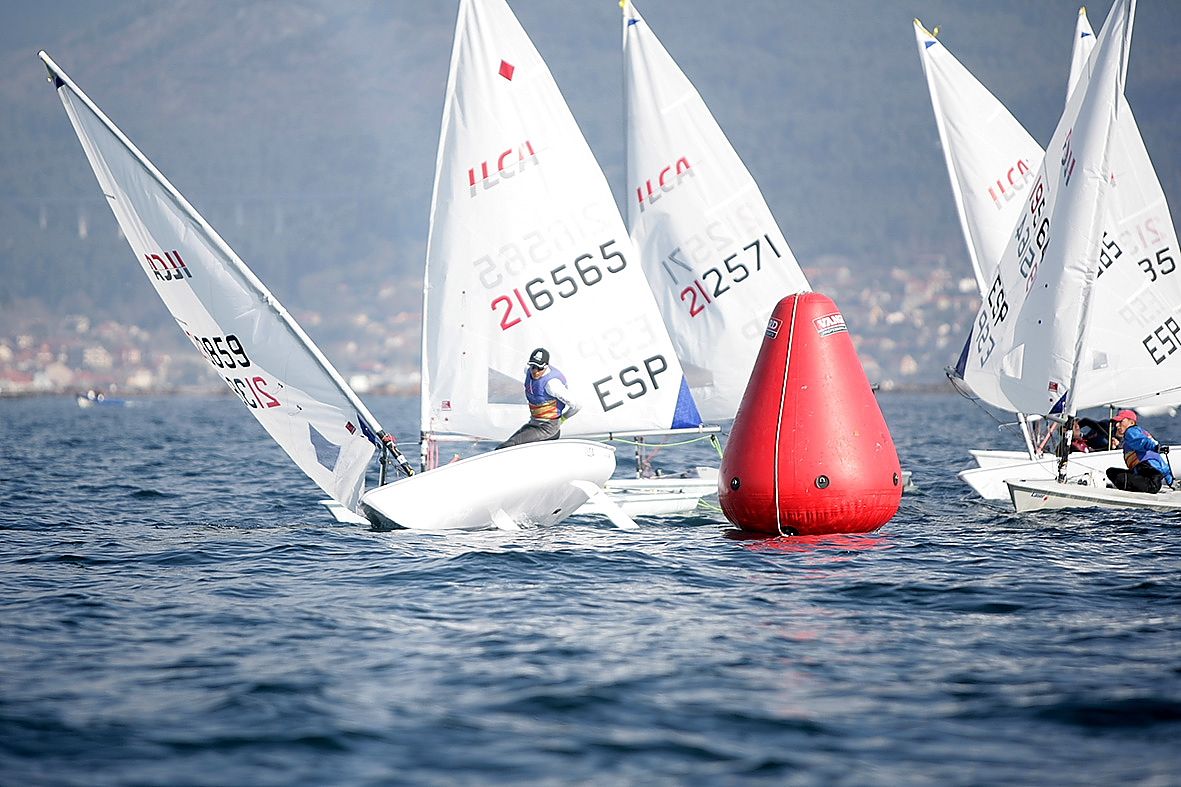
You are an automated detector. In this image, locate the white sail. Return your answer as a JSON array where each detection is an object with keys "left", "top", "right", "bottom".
[
  {"left": 421, "top": 0, "right": 700, "bottom": 442},
  {"left": 913, "top": 20, "right": 1043, "bottom": 296},
  {"left": 42, "top": 52, "right": 379, "bottom": 510},
  {"left": 622, "top": 2, "right": 809, "bottom": 423},
  {"left": 961, "top": 0, "right": 1143, "bottom": 416},
  {"left": 1071, "top": 103, "right": 1181, "bottom": 410},
  {"left": 1066, "top": 7, "right": 1097, "bottom": 103}
]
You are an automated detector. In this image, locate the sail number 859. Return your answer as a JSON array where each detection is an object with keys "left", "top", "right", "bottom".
[
  {"left": 186, "top": 331, "right": 252, "bottom": 369},
  {"left": 492, "top": 240, "right": 627, "bottom": 330}
]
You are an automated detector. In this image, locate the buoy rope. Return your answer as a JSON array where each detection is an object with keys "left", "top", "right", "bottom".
[{"left": 775, "top": 299, "right": 800, "bottom": 538}]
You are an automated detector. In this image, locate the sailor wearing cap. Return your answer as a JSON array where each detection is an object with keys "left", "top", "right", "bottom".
[
  {"left": 495, "top": 347, "right": 581, "bottom": 449},
  {"left": 1105, "top": 409, "right": 1174, "bottom": 493}
]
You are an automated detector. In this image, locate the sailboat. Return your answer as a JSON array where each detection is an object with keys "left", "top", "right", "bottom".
[
  {"left": 622, "top": 1, "right": 811, "bottom": 423},
  {"left": 418, "top": 0, "right": 714, "bottom": 517},
  {"left": 955, "top": 0, "right": 1181, "bottom": 512},
  {"left": 41, "top": 51, "right": 621, "bottom": 532},
  {"left": 916, "top": 6, "right": 1177, "bottom": 501},
  {"left": 916, "top": 11, "right": 1091, "bottom": 498}
]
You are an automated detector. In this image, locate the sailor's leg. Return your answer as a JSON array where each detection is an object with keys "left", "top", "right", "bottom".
[
  {"left": 1131, "top": 465, "right": 1164, "bottom": 493},
  {"left": 495, "top": 420, "right": 557, "bottom": 449},
  {"left": 495, "top": 422, "right": 537, "bottom": 449}
]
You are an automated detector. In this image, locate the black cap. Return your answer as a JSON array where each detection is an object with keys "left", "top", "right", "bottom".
[{"left": 528, "top": 347, "right": 550, "bottom": 368}]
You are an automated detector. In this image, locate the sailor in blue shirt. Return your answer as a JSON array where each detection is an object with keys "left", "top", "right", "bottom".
[
  {"left": 1105, "top": 409, "right": 1173, "bottom": 493},
  {"left": 495, "top": 347, "right": 581, "bottom": 450}
]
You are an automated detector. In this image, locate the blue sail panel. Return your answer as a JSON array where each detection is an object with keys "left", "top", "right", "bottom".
[{"left": 671, "top": 376, "right": 703, "bottom": 429}]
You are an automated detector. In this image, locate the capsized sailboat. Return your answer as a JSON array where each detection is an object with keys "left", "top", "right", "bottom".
[
  {"left": 420, "top": 0, "right": 715, "bottom": 517},
  {"left": 954, "top": 0, "right": 1181, "bottom": 512},
  {"left": 41, "top": 51, "right": 617, "bottom": 532}
]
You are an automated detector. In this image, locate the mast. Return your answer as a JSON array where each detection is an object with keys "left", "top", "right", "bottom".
[{"left": 1056, "top": 0, "right": 1134, "bottom": 481}]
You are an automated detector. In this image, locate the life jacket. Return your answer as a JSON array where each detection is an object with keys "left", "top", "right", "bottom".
[
  {"left": 524, "top": 366, "right": 567, "bottom": 421},
  {"left": 1122, "top": 426, "right": 1173, "bottom": 483},
  {"left": 1124, "top": 426, "right": 1154, "bottom": 468}
]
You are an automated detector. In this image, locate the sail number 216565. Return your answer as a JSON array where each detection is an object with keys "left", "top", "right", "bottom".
[{"left": 492, "top": 240, "right": 627, "bottom": 330}]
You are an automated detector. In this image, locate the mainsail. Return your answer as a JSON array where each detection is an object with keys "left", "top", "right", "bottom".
[
  {"left": 42, "top": 52, "right": 382, "bottom": 510},
  {"left": 623, "top": 1, "right": 810, "bottom": 422},
  {"left": 421, "top": 0, "right": 700, "bottom": 443},
  {"left": 959, "top": 0, "right": 1181, "bottom": 417},
  {"left": 913, "top": 20, "right": 1043, "bottom": 296},
  {"left": 935, "top": 0, "right": 1180, "bottom": 415},
  {"left": 1066, "top": 7, "right": 1097, "bottom": 103}
]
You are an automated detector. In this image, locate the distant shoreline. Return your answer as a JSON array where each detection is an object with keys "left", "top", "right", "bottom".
[{"left": 2, "top": 383, "right": 959, "bottom": 400}]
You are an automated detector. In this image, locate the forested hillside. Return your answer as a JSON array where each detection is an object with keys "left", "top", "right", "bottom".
[{"left": 2, "top": 0, "right": 1179, "bottom": 375}]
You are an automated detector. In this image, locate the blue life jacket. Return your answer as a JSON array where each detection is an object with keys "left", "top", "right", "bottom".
[
  {"left": 525, "top": 366, "right": 567, "bottom": 421},
  {"left": 1122, "top": 425, "right": 1173, "bottom": 484}
]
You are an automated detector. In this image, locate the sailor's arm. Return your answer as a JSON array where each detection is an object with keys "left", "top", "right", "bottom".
[
  {"left": 546, "top": 378, "right": 580, "bottom": 421},
  {"left": 1123, "top": 426, "right": 1158, "bottom": 453}
]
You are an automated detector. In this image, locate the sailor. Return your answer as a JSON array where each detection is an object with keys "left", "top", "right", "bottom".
[
  {"left": 1105, "top": 410, "right": 1173, "bottom": 493},
  {"left": 495, "top": 347, "right": 581, "bottom": 449},
  {"left": 1072, "top": 417, "right": 1117, "bottom": 452}
]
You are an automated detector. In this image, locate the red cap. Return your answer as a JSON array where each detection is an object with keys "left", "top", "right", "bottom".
[{"left": 1115, "top": 409, "right": 1138, "bottom": 423}]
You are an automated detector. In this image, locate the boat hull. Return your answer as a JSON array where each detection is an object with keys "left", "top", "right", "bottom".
[
  {"left": 358, "top": 440, "right": 616, "bottom": 531},
  {"left": 1008, "top": 478, "right": 1181, "bottom": 512},
  {"left": 968, "top": 449, "right": 1031, "bottom": 469},
  {"left": 960, "top": 449, "right": 1181, "bottom": 501},
  {"left": 77, "top": 394, "right": 125, "bottom": 408},
  {"left": 581, "top": 467, "right": 718, "bottom": 517}
]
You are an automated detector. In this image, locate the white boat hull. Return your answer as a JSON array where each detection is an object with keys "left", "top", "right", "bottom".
[
  {"left": 960, "top": 449, "right": 1181, "bottom": 501},
  {"left": 357, "top": 440, "right": 616, "bottom": 531},
  {"left": 581, "top": 467, "right": 719, "bottom": 517},
  {"left": 968, "top": 449, "right": 1032, "bottom": 469},
  {"left": 1008, "top": 477, "right": 1181, "bottom": 512}
]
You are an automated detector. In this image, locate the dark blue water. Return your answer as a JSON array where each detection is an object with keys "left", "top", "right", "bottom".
[{"left": 2, "top": 393, "right": 1179, "bottom": 785}]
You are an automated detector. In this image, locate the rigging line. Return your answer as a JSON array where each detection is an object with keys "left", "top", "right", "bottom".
[
  {"left": 945, "top": 371, "right": 1010, "bottom": 429},
  {"left": 606, "top": 434, "right": 718, "bottom": 448}
]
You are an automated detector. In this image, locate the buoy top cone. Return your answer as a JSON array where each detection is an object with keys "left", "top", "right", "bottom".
[{"left": 719, "top": 293, "right": 902, "bottom": 536}]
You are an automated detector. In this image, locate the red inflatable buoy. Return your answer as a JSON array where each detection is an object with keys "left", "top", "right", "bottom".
[{"left": 719, "top": 292, "right": 902, "bottom": 536}]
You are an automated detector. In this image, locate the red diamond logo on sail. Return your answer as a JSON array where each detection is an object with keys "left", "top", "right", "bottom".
[
  {"left": 442, "top": 400, "right": 452, "bottom": 411},
  {"left": 345, "top": 421, "right": 356, "bottom": 434},
  {"left": 499, "top": 60, "right": 515, "bottom": 81}
]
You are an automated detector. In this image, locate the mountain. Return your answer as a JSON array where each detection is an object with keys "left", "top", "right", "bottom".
[{"left": 1, "top": 0, "right": 1179, "bottom": 386}]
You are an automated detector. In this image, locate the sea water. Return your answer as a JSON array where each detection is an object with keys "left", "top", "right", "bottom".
[{"left": 1, "top": 393, "right": 1178, "bottom": 785}]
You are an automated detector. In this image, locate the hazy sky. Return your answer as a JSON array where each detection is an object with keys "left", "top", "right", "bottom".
[{"left": 3, "top": 0, "right": 1179, "bottom": 285}]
